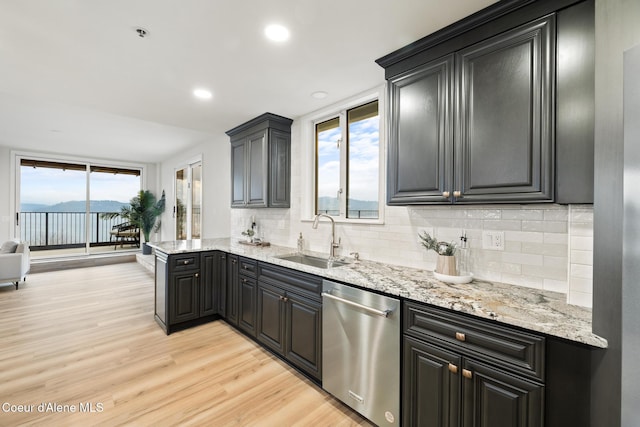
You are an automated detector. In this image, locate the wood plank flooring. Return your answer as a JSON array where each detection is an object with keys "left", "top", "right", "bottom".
[{"left": 0, "top": 262, "right": 373, "bottom": 426}]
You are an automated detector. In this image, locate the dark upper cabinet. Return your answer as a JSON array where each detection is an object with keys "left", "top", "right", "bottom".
[
  {"left": 388, "top": 55, "right": 453, "bottom": 204},
  {"left": 380, "top": 0, "right": 594, "bottom": 205},
  {"left": 227, "top": 113, "right": 293, "bottom": 208},
  {"left": 455, "top": 16, "right": 554, "bottom": 203}
]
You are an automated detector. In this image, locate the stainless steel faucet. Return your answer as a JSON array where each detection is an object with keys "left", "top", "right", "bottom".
[{"left": 312, "top": 213, "right": 341, "bottom": 258}]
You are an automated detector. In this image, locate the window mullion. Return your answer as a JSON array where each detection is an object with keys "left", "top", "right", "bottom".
[{"left": 339, "top": 111, "right": 348, "bottom": 219}]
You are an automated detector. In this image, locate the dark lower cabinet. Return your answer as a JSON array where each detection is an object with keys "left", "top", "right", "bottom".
[
  {"left": 462, "top": 359, "right": 543, "bottom": 427},
  {"left": 155, "top": 250, "right": 224, "bottom": 334},
  {"left": 169, "top": 270, "right": 199, "bottom": 324},
  {"left": 404, "top": 336, "right": 460, "bottom": 427},
  {"left": 238, "top": 275, "right": 257, "bottom": 337},
  {"left": 403, "top": 302, "right": 544, "bottom": 427},
  {"left": 225, "top": 254, "right": 239, "bottom": 326},
  {"left": 256, "top": 263, "right": 322, "bottom": 381}
]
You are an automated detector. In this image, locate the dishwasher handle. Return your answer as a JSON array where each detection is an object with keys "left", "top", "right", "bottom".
[{"left": 321, "top": 291, "right": 393, "bottom": 318}]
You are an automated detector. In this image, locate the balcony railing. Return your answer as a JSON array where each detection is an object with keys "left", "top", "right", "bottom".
[{"left": 19, "top": 211, "right": 132, "bottom": 251}]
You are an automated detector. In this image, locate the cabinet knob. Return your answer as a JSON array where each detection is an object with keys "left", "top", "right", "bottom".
[
  {"left": 232, "top": 259, "right": 237, "bottom": 264},
  {"left": 448, "top": 363, "right": 458, "bottom": 374},
  {"left": 183, "top": 260, "right": 189, "bottom": 265},
  {"left": 442, "top": 191, "right": 450, "bottom": 198},
  {"left": 455, "top": 332, "right": 466, "bottom": 342},
  {"left": 283, "top": 297, "right": 289, "bottom": 303},
  {"left": 462, "top": 369, "right": 473, "bottom": 379},
  {"left": 242, "top": 278, "right": 247, "bottom": 283},
  {"left": 195, "top": 273, "right": 199, "bottom": 278},
  {"left": 453, "top": 190, "right": 461, "bottom": 198}
]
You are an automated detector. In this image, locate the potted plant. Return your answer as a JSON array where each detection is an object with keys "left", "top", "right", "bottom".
[
  {"left": 241, "top": 228, "right": 255, "bottom": 243},
  {"left": 418, "top": 231, "right": 457, "bottom": 275},
  {"left": 104, "top": 190, "right": 166, "bottom": 254}
]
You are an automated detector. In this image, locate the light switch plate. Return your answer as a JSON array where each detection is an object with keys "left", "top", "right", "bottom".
[{"left": 482, "top": 231, "right": 505, "bottom": 251}]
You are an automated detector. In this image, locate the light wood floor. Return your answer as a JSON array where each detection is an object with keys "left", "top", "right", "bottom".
[{"left": 0, "top": 263, "right": 373, "bottom": 426}]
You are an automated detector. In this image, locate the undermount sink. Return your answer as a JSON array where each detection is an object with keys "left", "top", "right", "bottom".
[{"left": 276, "top": 254, "right": 349, "bottom": 269}]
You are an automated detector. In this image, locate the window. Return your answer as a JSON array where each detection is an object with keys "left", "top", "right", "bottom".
[
  {"left": 315, "top": 99, "right": 380, "bottom": 220},
  {"left": 17, "top": 157, "right": 142, "bottom": 257}
]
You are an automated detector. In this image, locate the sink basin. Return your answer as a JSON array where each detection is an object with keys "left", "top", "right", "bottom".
[{"left": 276, "top": 254, "right": 349, "bottom": 269}]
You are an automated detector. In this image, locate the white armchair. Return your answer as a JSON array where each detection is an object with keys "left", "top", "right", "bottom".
[{"left": 0, "top": 240, "right": 31, "bottom": 290}]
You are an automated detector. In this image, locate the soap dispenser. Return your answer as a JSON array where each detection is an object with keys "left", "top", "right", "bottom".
[{"left": 297, "top": 232, "right": 304, "bottom": 254}]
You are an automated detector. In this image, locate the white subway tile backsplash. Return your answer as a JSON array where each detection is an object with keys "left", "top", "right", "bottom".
[
  {"left": 568, "top": 291, "right": 593, "bottom": 308},
  {"left": 570, "top": 236, "right": 594, "bottom": 251},
  {"left": 232, "top": 143, "right": 594, "bottom": 308},
  {"left": 571, "top": 264, "right": 593, "bottom": 280},
  {"left": 544, "top": 221, "right": 568, "bottom": 233},
  {"left": 570, "top": 249, "right": 593, "bottom": 265},
  {"left": 522, "top": 221, "right": 545, "bottom": 232},
  {"left": 543, "top": 279, "right": 569, "bottom": 293},
  {"left": 502, "top": 209, "right": 545, "bottom": 220},
  {"left": 506, "top": 230, "right": 545, "bottom": 243}
]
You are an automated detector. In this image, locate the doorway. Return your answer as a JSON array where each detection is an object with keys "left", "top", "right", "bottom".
[{"left": 175, "top": 160, "right": 202, "bottom": 240}]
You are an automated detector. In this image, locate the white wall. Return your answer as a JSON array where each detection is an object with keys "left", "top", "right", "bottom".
[
  {"left": 231, "top": 106, "right": 595, "bottom": 307},
  {"left": 0, "top": 146, "right": 12, "bottom": 243},
  {"left": 157, "top": 135, "right": 230, "bottom": 242}
]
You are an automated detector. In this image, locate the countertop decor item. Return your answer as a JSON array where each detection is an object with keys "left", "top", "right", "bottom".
[
  {"left": 434, "top": 271, "right": 473, "bottom": 284},
  {"left": 419, "top": 231, "right": 458, "bottom": 275}
]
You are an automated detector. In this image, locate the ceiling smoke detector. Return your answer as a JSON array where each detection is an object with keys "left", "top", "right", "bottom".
[{"left": 135, "top": 27, "right": 149, "bottom": 38}]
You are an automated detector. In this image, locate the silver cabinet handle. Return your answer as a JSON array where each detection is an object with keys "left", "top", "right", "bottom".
[
  {"left": 442, "top": 191, "right": 450, "bottom": 198},
  {"left": 321, "top": 291, "right": 392, "bottom": 318},
  {"left": 453, "top": 190, "right": 461, "bottom": 198}
]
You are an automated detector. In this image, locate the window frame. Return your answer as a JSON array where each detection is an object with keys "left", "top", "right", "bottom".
[
  {"left": 301, "top": 86, "right": 385, "bottom": 224},
  {"left": 11, "top": 150, "right": 147, "bottom": 253}
]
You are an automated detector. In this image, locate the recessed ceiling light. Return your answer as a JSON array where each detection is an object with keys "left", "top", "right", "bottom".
[
  {"left": 264, "top": 24, "right": 290, "bottom": 42},
  {"left": 193, "top": 88, "right": 212, "bottom": 100},
  {"left": 311, "top": 91, "right": 328, "bottom": 99},
  {"left": 135, "top": 27, "right": 149, "bottom": 38}
]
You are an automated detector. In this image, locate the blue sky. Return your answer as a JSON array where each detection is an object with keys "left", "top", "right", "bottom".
[
  {"left": 317, "top": 115, "right": 379, "bottom": 202},
  {"left": 20, "top": 166, "right": 140, "bottom": 206}
]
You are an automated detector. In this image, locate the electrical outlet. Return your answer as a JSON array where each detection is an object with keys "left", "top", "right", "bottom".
[{"left": 482, "top": 231, "right": 505, "bottom": 251}]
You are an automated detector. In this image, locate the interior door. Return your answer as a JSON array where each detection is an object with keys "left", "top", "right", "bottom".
[{"left": 175, "top": 160, "right": 202, "bottom": 240}]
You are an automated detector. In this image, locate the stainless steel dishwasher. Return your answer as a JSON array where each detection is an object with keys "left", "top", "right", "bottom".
[{"left": 322, "top": 280, "right": 400, "bottom": 426}]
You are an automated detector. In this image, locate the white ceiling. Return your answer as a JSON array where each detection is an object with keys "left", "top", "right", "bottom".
[{"left": 0, "top": 0, "right": 497, "bottom": 163}]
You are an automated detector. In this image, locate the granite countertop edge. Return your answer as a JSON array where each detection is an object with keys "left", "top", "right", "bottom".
[{"left": 148, "top": 238, "right": 608, "bottom": 349}]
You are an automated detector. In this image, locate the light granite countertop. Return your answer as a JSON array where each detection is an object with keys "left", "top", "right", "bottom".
[{"left": 149, "top": 238, "right": 608, "bottom": 348}]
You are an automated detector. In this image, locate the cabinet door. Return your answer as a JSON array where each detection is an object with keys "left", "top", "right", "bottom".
[
  {"left": 455, "top": 16, "right": 555, "bottom": 203},
  {"left": 285, "top": 292, "right": 322, "bottom": 380},
  {"left": 217, "top": 252, "right": 228, "bottom": 317},
  {"left": 230, "top": 140, "right": 246, "bottom": 207},
  {"left": 238, "top": 276, "right": 258, "bottom": 337},
  {"left": 169, "top": 271, "right": 199, "bottom": 325},
  {"left": 200, "top": 252, "right": 217, "bottom": 317},
  {"left": 462, "top": 359, "right": 544, "bottom": 427},
  {"left": 269, "top": 129, "right": 291, "bottom": 208},
  {"left": 387, "top": 55, "right": 454, "bottom": 204},
  {"left": 226, "top": 255, "right": 239, "bottom": 326},
  {"left": 257, "top": 282, "right": 286, "bottom": 354},
  {"left": 403, "top": 336, "right": 460, "bottom": 427},
  {"left": 247, "top": 130, "right": 268, "bottom": 207}
]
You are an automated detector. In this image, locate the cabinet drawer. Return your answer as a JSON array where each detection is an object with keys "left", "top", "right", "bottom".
[
  {"left": 171, "top": 254, "right": 200, "bottom": 271},
  {"left": 239, "top": 257, "right": 257, "bottom": 277},
  {"left": 404, "top": 302, "right": 545, "bottom": 381},
  {"left": 257, "top": 262, "right": 322, "bottom": 301}
]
